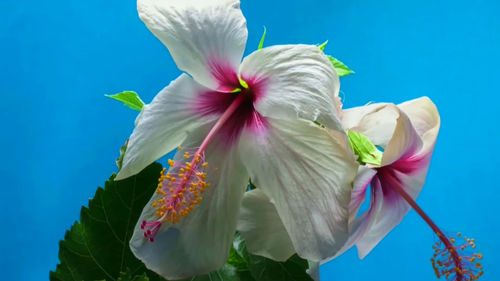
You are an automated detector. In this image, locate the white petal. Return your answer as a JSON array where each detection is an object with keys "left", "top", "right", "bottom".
[
  {"left": 342, "top": 103, "right": 399, "bottom": 148},
  {"left": 321, "top": 166, "right": 377, "bottom": 263},
  {"left": 117, "top": 74, "right": 215, "bottom": 180},
  {"left": 240, "top": 45, "right": 343, "bottom": 130},
  {"left": 381, "top": 105, "right": 423, "bottom": 166},
  {"left": 348, "top": 166, "right": 378, "bottom": 226},
  {"left": 398, "top": 97, "right": 440, "bottom": 155},
  {"left": 130, "top": 125, "right": 249, "bottom": 279},
  {"left": 353, "top": 174, "right": 403, "bottom": 258},
  {"left": 355, "top": 166, "right": 428, "bottom": 258},
  {"left": 237, "top": 189, "right": 295, "bottom": 261},
  {"left": 138, "top": 0, "right": 248, "bottom": 90},
  {"left": 238, "top": 118, "right": 358, "bottom": 261}
]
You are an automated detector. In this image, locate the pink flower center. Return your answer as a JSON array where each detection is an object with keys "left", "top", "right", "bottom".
[{"left": 193, "top": 76, "right": 269, "bottom": 147}]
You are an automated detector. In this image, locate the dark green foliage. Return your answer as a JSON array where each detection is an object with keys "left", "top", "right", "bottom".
[
  {"left": 51, "top": 163, "right": 313, "bottom": 281},
  {"left": 50, "top": 163, "right": 165, "bottom": 281},
  {"left": 232, "top": 234, "right": 314, "bottom": 281}
]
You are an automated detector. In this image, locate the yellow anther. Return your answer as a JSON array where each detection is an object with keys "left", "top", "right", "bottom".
[
  {"left": 152, "top": 201, "right": 158, "bottom": 207},
  {"left": 202, "top": 162, "right": 209, "bottom": 167},
  {"left": 179, "top": 173, "right": 185, "bottom": 177},
  {"left": 182, "top": 200, "right": 187, "bottom": 205},
  {"left": 195, "top": 158, "right": 200, "bottom": 163},
  {"left": 168, "top": 182, "right": 173, "bottom": 187},
  {"left": 171, "top": 177, "right": 176, "bottom": 182},
  {"left": 178, "top": 146, "right": 183, "bottom": 151},
  {"left": 215, "top": 167, "right": 219, "bottom": 172},
  {"left": 180, "top": 168, "right": 185, "bottom": 172}
]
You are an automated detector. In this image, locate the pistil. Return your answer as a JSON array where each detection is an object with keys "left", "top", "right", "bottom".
[
  {"left": 141, "top": 93, "right": 247, "bottom": 242},
  {"left": 381, "top": 168, "right": 483, "bottom": 281}
]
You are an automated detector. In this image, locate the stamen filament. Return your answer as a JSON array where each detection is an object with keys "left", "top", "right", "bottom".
[{"left": 140, "top": 93, "right": 247, "bottom": 242}]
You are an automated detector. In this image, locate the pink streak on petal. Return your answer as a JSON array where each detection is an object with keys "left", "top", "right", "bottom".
[
  {"left": 377, "top": 168, "right": 406, "bottom": 206},
  {"left": 390, "top": 150, "right": 433, "bottom": 176},
  {"left": 193, "top": 90, "right": 237, "bottom": 117},
  {"left": 349, "top": 168, "right": 377, "bottom": 218},
  {"left": 207, "top": 58, "right": 240, "bottom": 92}
]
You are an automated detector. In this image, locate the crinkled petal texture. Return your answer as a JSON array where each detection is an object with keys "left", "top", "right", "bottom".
[
  {"left": 138, "top": 0, "right": 248, "bottom": 90},
  {"left": 237, "top": 189, "right": 295, "bottom": 261},
  {"left": 130, "top": 125, "right": 249, "bottom": 280},
  {"left": 240, "top": 45, "right": 343, "bottom": 130},
  {"left": 117, "top": 74, "right": 216, "bottom": 180},
  {"left": 238, "top": 118, "right": 358, "bottom": 261},
  {"left": 341, "top": 97, "right": 440, "bottom": 258}
]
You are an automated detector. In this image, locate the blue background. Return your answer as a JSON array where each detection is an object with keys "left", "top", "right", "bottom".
[{"left": 1, "top": 0, "right": 498, "bottom": 280}]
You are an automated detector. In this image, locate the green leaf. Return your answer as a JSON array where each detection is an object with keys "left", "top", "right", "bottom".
[
  {"left": 118, "top": 269, "right": 150, "bottom": 281},
  {"left": 232, "top": 234, "right": 313, "bottom": 281},
  {"left": 258, "top": 27, "right": 267, "bottom": 50},
  {"left": 116, "top": 140, "right": 129, "bottom": 171},
  {"left": 326, "top": 55, "right": 355, "bottom": 77},
  {"left": 106, "top": 91, "right": 145, "bottom": 111},
  {"left": 50, "top": 163, "right": 166, "bottom": 281},
  {"left": 347, "top": 130, "right": 383, "bottom": 166},
  {"left": 318, "top": 40, "right": 328, "bottom": 51}
]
